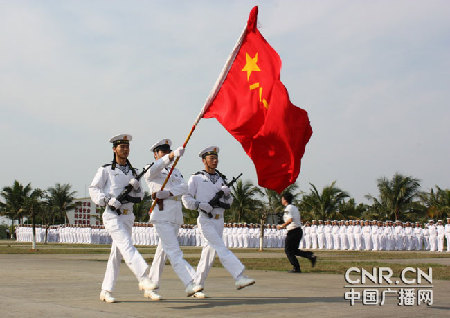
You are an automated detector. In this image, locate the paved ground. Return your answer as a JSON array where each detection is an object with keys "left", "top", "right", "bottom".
[{"left": 0, "top": 254, "right": 449, "bottom": 318}]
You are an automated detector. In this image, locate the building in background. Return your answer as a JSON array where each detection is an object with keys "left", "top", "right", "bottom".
[{"left": 67, "top": 197, "right": 102, "bottom": 225}]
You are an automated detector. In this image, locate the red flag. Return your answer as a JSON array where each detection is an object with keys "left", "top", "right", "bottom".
[{"left": 203, "top": 6, "right": 312, "bottom": 193}]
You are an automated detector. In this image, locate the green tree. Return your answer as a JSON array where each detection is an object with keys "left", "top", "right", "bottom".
[
  {"left": 133, "top": 192, "right": 152, "bottom": 222},
  {"left": 21, "top": 188, "right": 46, "bottom": 249},
  {"left": 47, "top": 183, "right": 76, "bottom": 224},
  {"left": 340, "top": 199, "right": 367, "bottom": 220},
  {"left": 229, "top": 179, "right": 263, "bottom": 223},
  {"left": 366, "top": 173, "right": 421, "bottom": 221},
  {"left": 300, "top": 181, "right": 349, "bottom": 220},
  {"left": 418, "top": 186, "right": 450, "bottom": 220},
  {"left": 0, "top": 180, "right": 33, "bottom": 226}
]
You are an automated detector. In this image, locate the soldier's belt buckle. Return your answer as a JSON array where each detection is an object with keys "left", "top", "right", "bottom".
[
  {"left": 123, "top": 209, "right": 128, "bottom": 215},
  {"left": 215, "top": 214, "right": 220, "bottom": 220}
]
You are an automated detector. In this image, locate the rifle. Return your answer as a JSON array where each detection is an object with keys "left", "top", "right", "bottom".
[
  {"left": 201, "top": 172, "right": 243, "bottom": 218},
  {"left": 110, "top": 163, "right": 153, "bottom": 215}
]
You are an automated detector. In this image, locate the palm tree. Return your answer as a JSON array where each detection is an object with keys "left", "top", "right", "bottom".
[
  {"left": 230, "top": 180, "right": 263, "bottom": 223},
  {"left": 263, "top": 183, "right": 299, "bottom": 223},
  {"left": 300, "top": 181, "right": 349, "bottom": 220},
  {"left": 21, "top": 188, "right": 46, "bottom": 249},
  {"left": 340, "top": 199, "right": 368, "bottom": 220},
  {"left": 257, "top": 184, "right": 299, "bottom": 250},
  {"left": 1, "top": 181, "right": 33, "bottom": 236},
  {"left": 418, "top": 186, "right": 450, "bottom": 220},
  {"left": 366, "top": 173, "right": 421, "bottom": 221},
  {"left": 47, "top": 183, "right": 76, "bottom": 224}
]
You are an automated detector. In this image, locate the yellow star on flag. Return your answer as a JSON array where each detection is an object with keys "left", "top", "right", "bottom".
[{"left": 242, "top": 52, "right": 260, "bottom": 81}]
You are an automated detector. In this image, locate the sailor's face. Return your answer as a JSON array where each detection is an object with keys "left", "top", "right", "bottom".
[
  {"left": 203, "top": 154, "right": 218, "bottom": 169},
  {"left": 113, "top": 144, "right": 129, "bottom": 159},
  {"left": 154, "top": 149, "right": 170, "bottom": 160}
]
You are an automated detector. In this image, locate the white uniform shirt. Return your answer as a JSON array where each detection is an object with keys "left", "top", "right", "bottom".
[
  {"left": 283, "top": 204, "right": 301, "bottom": 231},
  {"left": 89, "top": 163, "right": 143, "bottom": 214},
  {"left": 182, "top": 170, "right": 233, "bottom": 220},
  {"left": 144, "top": 154, "right": 187, "bottom": 225}
]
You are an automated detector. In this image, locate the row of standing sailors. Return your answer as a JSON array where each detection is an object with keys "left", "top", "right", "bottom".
[{"left": 14, "top": 221, "right": 450, "bottom": 252}]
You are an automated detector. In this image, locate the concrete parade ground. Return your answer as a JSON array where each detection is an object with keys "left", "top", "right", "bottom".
[{"left": 0, "top": 250, "right": 450, "bottom": 318}]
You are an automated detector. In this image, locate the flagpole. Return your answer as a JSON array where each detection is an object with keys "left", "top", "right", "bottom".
[{"left": 149, "top": 22, "right": 248, "bottom": 214}]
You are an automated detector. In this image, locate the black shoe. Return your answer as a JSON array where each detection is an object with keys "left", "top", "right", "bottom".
[
  {"left": 288, "top": 269, "right": 301, "bottom": 273},
  {"left": 310, "top": 256, "right": 317, "bottom": 268}
]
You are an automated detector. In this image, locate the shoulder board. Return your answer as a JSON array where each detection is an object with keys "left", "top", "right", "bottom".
[
  {"left": 194, "top": 171, "right": 205, "bottom": 176},
  {"left": 102, "top": 163, "right": 112, "bottom": 168}
]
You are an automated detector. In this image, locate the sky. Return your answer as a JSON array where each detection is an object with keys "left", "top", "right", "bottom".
[{"left": 1, "top": 0, "right": 449, "bottom": 205}]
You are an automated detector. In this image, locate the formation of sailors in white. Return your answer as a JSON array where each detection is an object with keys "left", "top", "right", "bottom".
[{"left": 15, "top": 218, "right": 450, "bottom": 252}]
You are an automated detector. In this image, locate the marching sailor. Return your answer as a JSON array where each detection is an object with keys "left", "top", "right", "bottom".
[
  {"left": 182, "top": 146, "right": 255, "bottom": 298},
  {"left": 143, "top": 138, "right": 202, "bottom": 299},
  {"left": 89, "top": 134, "right": 155, "bottom": 303}
]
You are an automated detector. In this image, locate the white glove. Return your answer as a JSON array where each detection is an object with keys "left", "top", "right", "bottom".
[
  {"left": 101, "top": 195, "right": 111, "bottom": 206},
  {"left": 221, "top": 185, "right": 231, "bottom": 196},
  {"left": 156, "top": 190, "right": 171, "bottom": 199},
  {"left": 108, "top": 197, "right": 121, "bottom": 210},
  {"left": 129, "top": 178, "right": 140, "bottom": 190},
  {"left": 173, "top": 146, "right": 185, "bottom": 158},
  {"left": 199, "top": 202, "right": 213, "bottom": 213}
]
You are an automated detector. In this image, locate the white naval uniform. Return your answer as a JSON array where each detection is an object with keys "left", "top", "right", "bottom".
[
  {"left": 144, "top": 154, "right": 197, "bottom": 287},
  {"left": 182, "top": 170, "right": 244, "bottom": 288},
  {"left": 89, "top": 163, "right": 146, "bottom": 293},
  {"left": 353, "top": 224, "right": 362, "bottom": 250},
  {"left": 445, "top": 223, "right": 450, "bottom": 252},
  {"left": 362, "top": 225, "right": 372, "bottom": 251},
  {"left": 394, "top": 226, "right": 404, "bottom": 251},
  {"left": 404, "top": 226, "right": 413, "bottom": 251},
  {"left": 423, "top": 227, "right": 430, "bottom": 250},
  {"left": 428, "top": 224, "right": 437, "bottom": 251},
  {"left": 414, "top": 227, "right": 423, "bottom": 250},
  {"left": 371, "top": 225, "right": 379, "bottom": 251},
  {"left": 339, "top": 225, "right": 348, "bottom": 250},
  {"left": 332, "top": 225, "right": 340, "bottom": 250},
  {"left": 347, "top": 225, "right": 354, "bottom": 250},
  {"left": 316, "top": 224, "right": 325, "bottom": 249},
  {"left": 303, "top": 226, "right": 311, "bottom": 249},
  {"left": 324, "top": 224, "right": 333, "bottom": 249},
  {"left": 437, "top": 224, "right": 445, "bottom": 252},
  {"left": 310, "top": 224, "right": 318, "bottom": 249}
]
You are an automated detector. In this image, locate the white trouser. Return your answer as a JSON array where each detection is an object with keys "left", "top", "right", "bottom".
[
  {"left": 195, "top": 217, "right": 245, "bottom": 287},
  {"left": 333, "top": 235, "right": 340, "bottom": 250},
  {"left": 340, "top": 234, "right": 348, "bottom": 250},
  {"left": 429, "top": 236, "right": 437, "bottom": 251},
  {"left": 325, "top": 234, "right": 332, "bottom": 249},
  {"left": 150, "top": 222, "right": 196, "bottom": 287},
  {"left": 354, "top": 234, "right": 362, "bottom": 250},
  {"left": 446, "top": 235, "right": 450, "bottom": 252},
  {"left": 372, "top": 235, "right": 378, "bottom": 250},
  {"left": 363, "top": 235, "right": 371, "bottom": 250},
  {"left": 437, "top": 235, "right": 444, "bottom": 252},
  {"left": 311, "top": 234, "right": 318, "bottom": 249},
  {"left": 317, "top": 233, "right": 324, "bottom": 249},
  {"left": 101, "top": 211, "right": 148, "bottom": 292},
  {"left": 304, "top": 235, "right": 311, "bottom": 249},
  {"left": 348, "top": 234, "right": 354, "bottom": 250},
  {"left": 416, "top": 236, "right": 423, "bottom": 250}
]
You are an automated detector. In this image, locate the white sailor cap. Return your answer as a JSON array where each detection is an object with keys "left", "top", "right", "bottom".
[
  {"left": 199, "top": 146, "right": 219, "bottom": 158},
  {"left": 438, "top": 219, "right": 443, "bottom": 222},
  {"left": 429, "top": 219, "right": 434, "bottom": 222},
  {"left": 151, "top": 139, "right": 172, "bottom": 152},
  {"left": 109, "top": 134, "right": 132, "bottom": 146}
]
